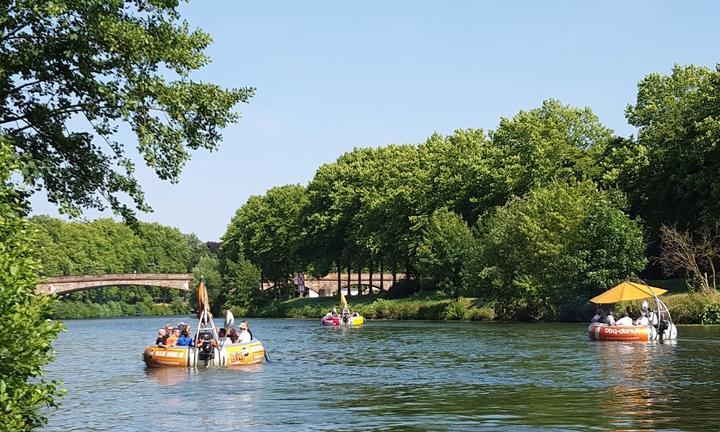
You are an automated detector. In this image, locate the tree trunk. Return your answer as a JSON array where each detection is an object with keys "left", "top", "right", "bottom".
[
  {"left": 369, "top": 261, "right": 373, "bottom": 295},
  {"left": 337, "top": 261, "right": 341, "bottom": 297},
  {"left": 347, "top": 264, "right": 351, "bottom": 296},
  {"left": 357, "top": 268, "right": 361, "bottom": 296},
  {"left": 392, "top": 260, "right": 397, "bottom": 288},
  {"left": 380, "top": 262, "right": 384, "bottom": 292}
]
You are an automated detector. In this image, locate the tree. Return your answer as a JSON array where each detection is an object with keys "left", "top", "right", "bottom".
[
  {"left": 222, "top": 257, "right": 262, "bottom": 310},
  {"left": 222, "top": 185, "right": 307, "bottom": 286},
  {"left": 191, "top": 254, "right": 222, "bottom": 312},
  {"left": 1, "top": 0, "right": 252, "bottom": 221},
  {"left": 659, "top": 224, "right": 719, "bottom": 293},
  {"left": 625, "top": 64, "right": 720, "bottom": 233},
  {"left": 415, "top": 208, "right": 475, "bottom": 299},
  {"left": 469, "top": 182, "right": 646, "bottom": 320},
  {"left": 0, "top": 142, "right": 63, "bottom": 430},
  {"left": 491, "top": 99, "right": 613, "bottom": 199}
]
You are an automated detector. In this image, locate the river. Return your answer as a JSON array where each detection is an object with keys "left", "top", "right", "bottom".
[{"left": 43, "top": 317, "right": 720, "bottom": 431}]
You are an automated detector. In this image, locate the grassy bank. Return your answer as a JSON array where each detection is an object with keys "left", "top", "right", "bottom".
[
  {"left": 231, "top": 293, "right": 495, "bottom": 321},
  {"left": 51, "top": 299, "right": 191, "bottom": 319},
  {"left": 232, "top": 291, "right": 720, "bottom": 324}
]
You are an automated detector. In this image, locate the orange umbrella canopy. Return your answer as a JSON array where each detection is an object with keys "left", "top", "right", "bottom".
[{"left": 589, "top": 281, "right": 668, "bottom": 304}]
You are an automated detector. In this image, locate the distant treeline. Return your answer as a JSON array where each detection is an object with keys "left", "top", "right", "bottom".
[
  {"left": 218, "top": 65, "right": 720, "bottom": 321},
  {"left": 29, "top": 217, "right": 214, "bottom": 317}
]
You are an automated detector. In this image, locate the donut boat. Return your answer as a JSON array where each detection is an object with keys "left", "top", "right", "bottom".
[
  {"left": 143, "top": 340, "right": 266, "bottom": 368},
  {"left": 320, "top": 314, "right": 365, "bottom": 326},
  {"left": 587, "top": 280, "right": 678, "bottom": 342},
  {"left": 144, "top": 279, "right": 266, "bottom": 368},
  {"left": 587, "top": 323, "right": 677, "bottom": 342}
]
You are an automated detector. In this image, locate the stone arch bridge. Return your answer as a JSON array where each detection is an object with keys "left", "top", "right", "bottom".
[
  {"left": 263, "top": 272, "right": 405, "bottom": 297},
  {"left": 36, "top": 273, "right": 193, "bottom": 295}
]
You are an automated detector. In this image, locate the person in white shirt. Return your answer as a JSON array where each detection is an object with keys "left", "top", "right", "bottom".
[
  {"left": 616, "top": 312, "right": 633, "bottom": 326},
  {"left": 605, "top": 311, "right": 616, "bottom": 326},
  {"left": 636, "top": 314, "right": 649, "bottom": 326},
  {"left": 238, "top": 322, "right": 252, "bottom": 343}
]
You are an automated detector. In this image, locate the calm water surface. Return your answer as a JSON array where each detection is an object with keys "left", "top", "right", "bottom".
[{"left": 43, "top": 318, "right": 720, "bottom": 431}]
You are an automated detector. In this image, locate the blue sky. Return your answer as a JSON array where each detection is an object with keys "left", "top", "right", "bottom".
[{"left": 30, "top": 0, "right": 720, "bottom": 241}]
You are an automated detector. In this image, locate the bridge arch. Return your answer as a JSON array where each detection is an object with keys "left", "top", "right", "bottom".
[{"left": 36, "top": 273, "right": 193, "bottom": 295}]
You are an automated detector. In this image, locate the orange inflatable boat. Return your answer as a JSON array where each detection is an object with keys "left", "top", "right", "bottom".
[{"left": 143, "top": 340, "right": 266, "bottom": 368}]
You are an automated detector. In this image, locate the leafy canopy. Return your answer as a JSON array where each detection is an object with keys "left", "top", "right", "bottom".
[
  {"left": 0, "top": 0, "right": 252, "bottom": 221},
  {"left": 0, "top": 141, "right": 64, "bottom": 430}
]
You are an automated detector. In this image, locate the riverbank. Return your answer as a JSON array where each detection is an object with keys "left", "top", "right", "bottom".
[
  {"left": 231, "top": 291, "right": 720, "bottom": 324},
  {"left": 50, "top": 291, "right": 720, "bottom": 324},
  {"left": 50, "top": 300, "right": 190, "bottom": 319}
]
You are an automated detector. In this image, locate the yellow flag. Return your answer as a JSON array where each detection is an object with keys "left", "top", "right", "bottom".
[{"left": 340, "top": 292, "right": 348, "bottom": 310}]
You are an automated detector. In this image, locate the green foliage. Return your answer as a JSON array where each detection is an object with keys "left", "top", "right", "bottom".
[
  {"left": 0, "top": 142, "right": 63, "bottom": 431},
  {"left": 29, "top": 216, "right": 203, "bottom": 315},
  {"left": 415, "top": 209, "right": 475, "bottom": 299},
  {"left": 469, "top": 182, "right": 646, "bottom": 320},
  {"left": 191, "top": 253, "right": 222, "bottom": 308},
  {"left": 491, "top": 99, "right": 613, "bottom": 198},
  {"left": 221, "top": 257, "right": 262, "bottom": 310},
  {"left": 663, "top": 292, "right": 720, "bottom": 324},
  {"left": 0, "top": 0, "right": 251, "bottom": 221},
  {"left": 250, "top": 294, "right": 495, "bottom": 322},
  {"left": 51, "top": 299, "right": 189, "bottom": 320},
  {"left": 222, "top": 185, "right": 307, "bottom": 284},
  {"left": 624, "top": 64, "right": 720, "bottom": 233}
]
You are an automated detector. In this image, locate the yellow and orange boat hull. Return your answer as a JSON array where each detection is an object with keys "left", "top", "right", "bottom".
[{"left": 143, "top": 340, "right": 266, "bottom": 368}]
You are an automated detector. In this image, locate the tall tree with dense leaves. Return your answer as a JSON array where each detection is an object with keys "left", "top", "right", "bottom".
[
  {"left": 222, "top": 185, "right": 307, "bottom": 287},
  {"left": 415, "top": 208, "right": 475, "bottom": 299},
  {"left": 625, "top": 64, "right": 720, "bottom": 233},
  {"left": 0, "top": 142, "right": 63, "bottom": 431},
  {"left": 470, "top": 182, "right": 645, "bottom": 320},
  {"left": 490, "top": 99, "right": 613, "bottom": 199},
  {"left": 0, "top": 0, "right": 252, "bottom": 221}
]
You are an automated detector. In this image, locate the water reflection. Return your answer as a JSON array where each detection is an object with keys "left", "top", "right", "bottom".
[
  {"left": 43, "top": 319, "right": 720, "bottom": 431},
  {"left": 145, "top": 367, "right": 191, "bottom": 386}
]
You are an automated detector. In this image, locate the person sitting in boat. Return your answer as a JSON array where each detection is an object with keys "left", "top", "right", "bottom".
[
  {"left": 331, "top": 307, "right": 338, "bottom": 316},
  {"left": 228, "top": 328, "right": 239, "bottom": 343},
  {"left": 238, "top": 322, "right": 252, "bottom": 343},
  {"left": 155, "top": 328, "right": 168, "bottom": 345},
  {"left": 175, "top": 328, "right": 194, "bottom": 347},
  {"left": 605, "top": 311, "right": 616, "bottom": 326},
  {"left": 241, "top": 320, "right": 253, "bottom": 340},
  {"left": 616, "top": 312, "right": 633, "bottom": 326},
  {"left": 164, "top": 328, "right": 180, "bottom": 347},
  {"left": 218, "top": 328, "right": 232, "bottom": 345},
  {"left": 352, "top": 311, "right": 359, "bottom": 317},
  {"left": 591, "top": 308, "right": 605, "bottom": 323},
  {"left": 636, "top": 313, "right": 649, "bottom": 326}
]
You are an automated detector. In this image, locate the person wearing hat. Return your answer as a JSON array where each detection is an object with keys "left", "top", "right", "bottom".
[{"left": 238, "top": 321, "right": 252, "bottom": 343}]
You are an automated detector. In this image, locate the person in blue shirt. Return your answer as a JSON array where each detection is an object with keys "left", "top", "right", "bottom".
[{"left": 175, "top": 329, "right": 193, "bottom": 347}]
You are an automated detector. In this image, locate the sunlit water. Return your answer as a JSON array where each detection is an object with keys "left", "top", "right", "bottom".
[{"left": 43, "top": 318, "right": 720, "bottom": 431}]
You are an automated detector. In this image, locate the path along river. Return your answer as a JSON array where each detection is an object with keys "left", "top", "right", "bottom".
[{"left": 43, "top": 317, "right": 720, "bottom": 431}]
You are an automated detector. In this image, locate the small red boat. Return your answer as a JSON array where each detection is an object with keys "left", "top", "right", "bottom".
[{"left": 321, "top": 315, "right": 341, "bottom": 326}]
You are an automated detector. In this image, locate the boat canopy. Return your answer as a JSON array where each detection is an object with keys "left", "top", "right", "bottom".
[{"left": 589, "top": 281, "right": 667, "bottom": 304}]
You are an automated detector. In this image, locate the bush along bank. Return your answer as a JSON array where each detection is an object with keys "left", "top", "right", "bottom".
[
  {"left": 50, "top": 299, "right": 191, "bottom": 319},
  {"left": 230, "top": 294, "right": 495, "bottom": 321},
  {"left": 229, "top": 291, "right": 720, "bottom": 324}
]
